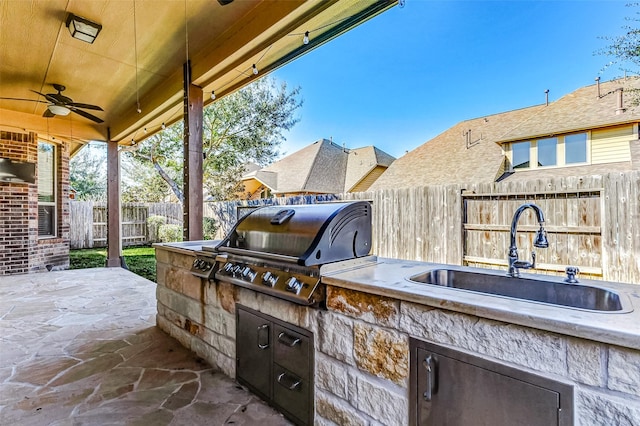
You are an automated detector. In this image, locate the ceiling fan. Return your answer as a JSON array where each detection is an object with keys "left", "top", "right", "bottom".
[{"left": 1, "top": 83, "right": 104, "bottom": 123}]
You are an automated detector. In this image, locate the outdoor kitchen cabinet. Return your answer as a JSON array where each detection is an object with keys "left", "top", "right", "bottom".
[
  {"left": 409, "top": 338, "right": 573, "bottom": 426},
  {"left": 236, "top": 305, "right": 314, "bottom": 426}
]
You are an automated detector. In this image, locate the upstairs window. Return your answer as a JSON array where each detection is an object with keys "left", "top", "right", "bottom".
[
  {"left": 565, "top": 133, "right": 587, "bottom": 164},
  {"left": 512, "top": 141, "right": 530, "bottom": 169},
  {"left": 508, "top": 133, "right": 588, "bottom": 171},
  {"left": 38, "top": 142, "right": 57, "bottom": 238},
  {"left": 537, "top": 137, "right": 557, "bottom": 167}
]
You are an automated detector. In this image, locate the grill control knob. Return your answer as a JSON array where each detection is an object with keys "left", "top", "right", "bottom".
[
  {"left": 285, "top": 277, "right": 303, "bottom": 294},
  {"left": 223, "top": 262, "right": 235, "bottom": 274},
  {"left": 262, "top": 272, "right": 278, "bottom": 287},
  {"left": 232, "top": 265, "right": 243, "bottom": 277},
  {"left": 242, "top": 267, "right": 257, "bottom": 282}
]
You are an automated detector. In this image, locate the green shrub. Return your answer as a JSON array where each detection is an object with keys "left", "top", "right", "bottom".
[
  {"left": 203, "top": 217, "right": 219, "bottom": 240},
  {"left": 159, "top": 224, "right": 183, "bottom": 242},
  {"left": 147, "top": 215, "right": 167, "bottom": 243}
]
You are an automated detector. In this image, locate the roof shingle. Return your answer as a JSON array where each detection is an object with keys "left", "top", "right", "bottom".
[
  {"left": 243, "top": 139, "right": 395, "bottom": 194},
  {"left": 371, "top": 78, "right": 640, "bottom": 191}
]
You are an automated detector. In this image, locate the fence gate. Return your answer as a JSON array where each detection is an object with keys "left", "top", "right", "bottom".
[{"left": 462, "top": 189, "right": 604, "bottom": 279}]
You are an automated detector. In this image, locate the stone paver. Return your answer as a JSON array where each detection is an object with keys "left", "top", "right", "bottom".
[{"left": 0, "top": 267, "right": 291, "bottom": 426}]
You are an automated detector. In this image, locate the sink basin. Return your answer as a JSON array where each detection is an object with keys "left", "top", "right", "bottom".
[{"left": 408, "top": 269, "right": 630, "bottom": 312}]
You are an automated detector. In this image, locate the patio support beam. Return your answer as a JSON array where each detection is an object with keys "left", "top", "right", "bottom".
[
  {"left": 183, "top": 61, "right": 204, "bottom": 241},
  {"left": 106, "top": 130, "right": 123, "bottom": 267}
]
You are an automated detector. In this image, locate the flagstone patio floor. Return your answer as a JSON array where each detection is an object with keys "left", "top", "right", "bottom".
[{"left": 0, "top": 267, "right": 292, "bottom": 426}]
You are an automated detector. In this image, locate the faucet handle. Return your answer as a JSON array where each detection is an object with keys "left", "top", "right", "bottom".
[{"left": 564, "top": 266, "right": 579, "bottom": 283}]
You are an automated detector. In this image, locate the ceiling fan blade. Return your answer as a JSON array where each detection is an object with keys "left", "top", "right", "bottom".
[
  {"left": 30, "top": 89, "right": 59, "bottom": 104},
  {"left": 70, "top": 107, "right": 104, "bottom": 123},
  {"left": 67, "top": 102, "right": 103, "bottom": 111},
  {"left": 0, "top": 97, "right": 48, "bottom": 103},
  {"left": 43, "top": 108, "right": 55, "bottom": 118}
]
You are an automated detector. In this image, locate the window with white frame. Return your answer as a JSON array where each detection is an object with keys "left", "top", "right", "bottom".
[
  {"left": 509, "top": 133, "right": 588, "bottom": 170},
  {"left": 565, "top": 133, "right": 587, "bottom": 164},
  {"left": 511, "top": 141, "right": 530, "bottom": 169},
  {"left": 537, "top": 137, "right": 557, "bottom": 167},
  {"left": 38, "top": 142, "right": 57, "bottom": 238}
]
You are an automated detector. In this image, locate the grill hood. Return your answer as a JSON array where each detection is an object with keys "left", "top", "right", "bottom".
[{"left": 216, "top": 201, "right": 372, "bottom": 266}]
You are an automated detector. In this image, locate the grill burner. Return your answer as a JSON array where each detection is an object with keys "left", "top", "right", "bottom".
[{"left": 190, "top": 201, "right": 373, "bottom": 306}]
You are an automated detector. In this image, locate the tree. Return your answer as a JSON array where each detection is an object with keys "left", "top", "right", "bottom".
[
  {"left": 121, "top": 158, "right": 173, "bottom": 202},
  {"left": 126, "top": 76, "right": 302, "bottom": 202},
  {"left": 600, "top": 3, "right": 640, "bottom": 103},
  {"left": 122, "top": 123, "right": 184, "bottom": 202},
  {"left": 70, "top": 142, "right": 107, "bottom": 201}
]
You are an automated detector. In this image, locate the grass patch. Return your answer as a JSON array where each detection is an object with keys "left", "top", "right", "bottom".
[{"left": 69, "top": 246, "right": 156, "bottom": 282}]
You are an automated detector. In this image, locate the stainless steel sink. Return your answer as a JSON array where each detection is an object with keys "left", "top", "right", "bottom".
[{"left": 408, "top": 269, "right": 630, "bottom": 312}]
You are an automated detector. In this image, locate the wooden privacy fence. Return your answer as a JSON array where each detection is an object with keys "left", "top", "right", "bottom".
[
  {"left": 69, "top": 202, "right": 183, "bottom": 249},
  {"left": 459, "top": 172, "right": 639, "bottom": 283},
  {"left": 70, "top": 171, "right": 639, "bottom": 284},
  {"left": 208, "top": 171, "right": 639, "bottom": 284},
  {"left": 462, "top": 188, "right": 603, "bottom": 279}
]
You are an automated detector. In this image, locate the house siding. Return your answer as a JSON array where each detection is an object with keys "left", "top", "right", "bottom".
[
  {"left": 0, "top": 130, "right": 70, "bottom": 275},
  {"left": 350, "top": 166, "right": 387, "bottom": 193},
  {"left": 591, "top": 125, "right": 633, "bottom": 164}
]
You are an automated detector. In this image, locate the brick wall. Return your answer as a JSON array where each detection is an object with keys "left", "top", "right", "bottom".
[{"left": 0, "top": 131, "right": 70, "bottom": 275}]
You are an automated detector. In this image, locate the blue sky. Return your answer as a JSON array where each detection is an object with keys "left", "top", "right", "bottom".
[{"left": 272, "top": 0, "right": 632, "bottom": 159}]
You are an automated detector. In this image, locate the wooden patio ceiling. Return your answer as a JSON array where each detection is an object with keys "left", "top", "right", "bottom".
[{"left": 0, "top": 0, "right": 396, "bottom": 156}]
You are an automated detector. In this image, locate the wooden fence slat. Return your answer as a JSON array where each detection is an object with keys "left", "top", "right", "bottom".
[
  {"left": 631, "top": 172, "right": 640, "bottom": 284},
  {"left": 69, "top": 201, "right": 94, "bottom": 249}
]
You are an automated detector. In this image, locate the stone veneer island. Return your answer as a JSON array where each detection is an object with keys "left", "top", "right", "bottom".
[{"left": 154, "top": 243, "right": 640, "bottom": 425}]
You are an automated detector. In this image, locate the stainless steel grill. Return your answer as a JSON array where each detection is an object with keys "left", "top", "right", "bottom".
[{"left": 190, "top": 201, "right": 374, "bottom": 306}]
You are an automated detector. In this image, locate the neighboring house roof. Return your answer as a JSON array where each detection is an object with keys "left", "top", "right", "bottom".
[
  {"left": 370, "top": 78, "right": 640, "bottom": 191},
  {"left": 242, "top": 139, "right": 395, "bottom": 194},
  {"left": 242, "top": 162, "right": 262, "bottom": 175},
  {"left": 498, "top": 78, "right": 640, "bottom": 143},
  {"left": 345, "top": 146, "right": 396, "bottom": 191},
  {"left": 244, "top": 170, "right": 278, "bottom": 190},
  {"left": 370, "top": 105, "right": 546, "bottom": 189}
]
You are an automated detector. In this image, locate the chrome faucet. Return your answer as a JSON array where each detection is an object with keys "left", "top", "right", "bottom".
[{"left": 507, "top": 203, "right": 549, "bottom": 278}]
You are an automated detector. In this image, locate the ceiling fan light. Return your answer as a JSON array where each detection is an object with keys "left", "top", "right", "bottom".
[
  {"left": 66, "top": 13, "right": 102, "bottom": 44},
  {"left": 48, "top": 105, "right": 71, "bottom": 116}
]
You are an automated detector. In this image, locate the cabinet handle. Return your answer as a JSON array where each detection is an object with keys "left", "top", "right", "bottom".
[
  {"left": 278, "top": 331, "right": 301, "bottom": 347},
  {"left": 277, "top": 372, "right": 301, "bottom": 391},
  {"left": 257, "top": 324, "right": 269, "bottom": 349},
  {"left": 422, "top": 354, "right": 438, "bottom": 401}
]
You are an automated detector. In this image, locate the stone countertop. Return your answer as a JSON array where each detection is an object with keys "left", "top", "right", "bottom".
[
  {"left": 153, "top": 240, "right": 220, "bottom": 256},
  {"left": 321, "top": 258, "right": 640, "bottom": 351}
]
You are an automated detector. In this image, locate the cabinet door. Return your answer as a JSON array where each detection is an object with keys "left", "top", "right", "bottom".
[
  {"left": 273, "top": 362, "right": 310, "bottom": 425},
  {"left": 417, "top": 348, "right": 560, "bottom": 426},
  {"left": 236, "top": 308, "right": 271, "bottom": 400},
  {"left": 273, "top": 323, "right": 310, "bottom": 378}
]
